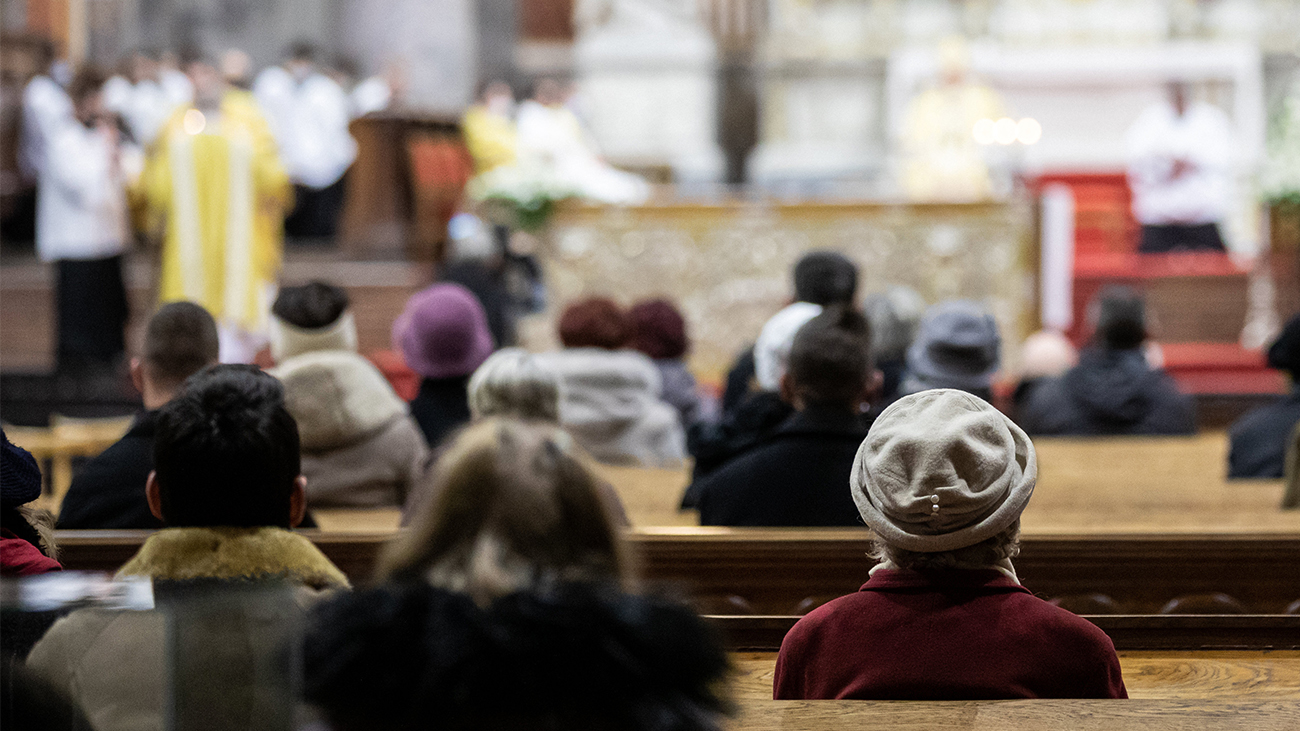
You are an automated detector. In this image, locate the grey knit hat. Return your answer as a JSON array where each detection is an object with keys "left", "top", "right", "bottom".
[
  {"left": 851, "top": 389, "right": 1035, "bottom": 552},
  {"left": 904, "top": 300, "right": 1001, "bottom": 393}
]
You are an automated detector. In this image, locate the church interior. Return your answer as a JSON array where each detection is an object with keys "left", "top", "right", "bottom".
[{"left": 3, "top": 0, "right": 1300, "bottom": 728}]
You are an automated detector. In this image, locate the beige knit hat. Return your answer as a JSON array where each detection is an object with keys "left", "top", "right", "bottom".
[{"left": 851, "top": 389, "right": 1036, "bottom": 552}]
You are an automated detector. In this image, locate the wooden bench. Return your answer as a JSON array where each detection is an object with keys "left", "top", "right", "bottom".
[
  {"left": 54, "top": 528, "right": 1300, "bottom": 614},
  {"left": 729, "top": 650, "right": 1300, "bottom": 702},
  {"left": 711, "top": 615, "right": 1300, "bottom": 652},
  {"left": 725, "top": 698, "right": 1300, "bottom": 729}
]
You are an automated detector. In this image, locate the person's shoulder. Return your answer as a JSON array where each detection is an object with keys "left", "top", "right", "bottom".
[
  {"left": 28, "top": 607, "right": 146, "bottom": 674},
  {"left": 782, "top": 591, "right": 874, "bottom": 646},
  {"left": 1003, "top": 591, "right": 1117, "bottom": 650}
]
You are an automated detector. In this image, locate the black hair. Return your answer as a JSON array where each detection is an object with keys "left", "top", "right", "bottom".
[
  {"left": 145, "top": 302, "right": 219, "bottom": 389},
  {"left": 272, "top": 281, "right": 350, "bottom": 330},
  {"left": 793, "top": 252, "right": 858, "bottom": 307},
  {"left": 289, "top": 40, "right": 317, "bottom": 63},
  {"left": 1094, "top": 285, "right": 1146, "bottom": 351},
  {"left": 787, "top": 305, "right": 873, "bottom": 408},
  {"left": 1268, "top": 313, "right": 1300, "bottom": 377},
  {"left": 153, "top": 365, "right": 301, "bottom": 528},
  {"left": 66, "top": 66, "right": 107, "bottom": 104}
]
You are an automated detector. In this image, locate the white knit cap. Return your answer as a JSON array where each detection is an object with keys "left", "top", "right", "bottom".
[
  {"left": 851, "top": 389, "right": 1036, "bottom": 552},
  {"left": 753, "top": 302, "right": 822, "bottom": 391}
]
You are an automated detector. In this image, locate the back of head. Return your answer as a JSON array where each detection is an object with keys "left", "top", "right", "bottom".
[
  {"left": 863, "top": 286, "right": 926, "bottom": 363},
  {"left": 273, "top": 282, "right": 349, "bottom": 330},
  {"left": 1019, "top": 329, "right": 1078, "bottom": 381},
  {"left": 467, "top": 348, "right": 561, "bottom": 422},
  {"left": 378, "top": 418, "right": 629, "bottom": 603},
  {"left": 787, "top": 306, "right": 873, "bottom": 409},
  {"left": 1092, "top": 285, "right": 1146, "bottom": 351},
  {"left": 153, "top": 365, "right": 301, "bottom": 528},
  {"left": 558, "top": 298, "right": 629, "bottom": 350},
  {"left": 271, "top": 282, "right": 356, "bottom": 361},
  {"left": 67, "top": 66, "right": 107, "bottom": 105},
  {"left": 1268, "top": 313, "right": 1300, "bottom": 378},
  {"left": 753, "top": 302, "right": 823, "bottom": 392},
  {"left": 288, "top": 40, "right": 317, "bottom": 64},
  {"left": 144, "top": 302, "right": 220, "bottom": 392},
  {"left": 393, "top": 283, "right": 495, "bottom": 380},
  {"left": 905, "top": 300, "right": 1001, "bottom": 394},
  {"left": 628, "top": 299, "right": 688, "bottom": 360},
  {"left": 793, "top": 251, "right": 858, "bottom": 307}
]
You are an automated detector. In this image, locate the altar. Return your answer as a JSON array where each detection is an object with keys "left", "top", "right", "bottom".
[{"left": 523, "top": 198, "right": 1035, "bottom": 380}]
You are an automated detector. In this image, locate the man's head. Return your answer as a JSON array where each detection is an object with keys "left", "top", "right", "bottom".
[
  {"left": 184, "top": 54, "right": 225, "bottom": 110},
  {"left": 793, "top": 251, "right": 858, "bottom": 307},
  {"left": 147, "top": 365, "right": 306, "bottom": 529},
  {"left": 67, "top": 67, "right": 107, "bottom": 126},
  {"left": 783, "top": 306, "right": 877, "bottom": 412},
  {"left": 1268, "top": 313, "right": 1300, "bottom": 379},
  {"left": 1092, "top": 285, "right": 1147, "bottom": 351},
  {"left": 287, "top": 41, "right": 317, "bottom": 79},
  {"left": 270, "top": 282, "right": 356, "bottom": 362},
  {"left": 132, "top": 302, "right": 220, "bottom": 410}
]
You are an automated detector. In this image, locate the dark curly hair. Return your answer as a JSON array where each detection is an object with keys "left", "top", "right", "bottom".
[{"left": 558, "top": 298, "right": 629, "bottom": 350}]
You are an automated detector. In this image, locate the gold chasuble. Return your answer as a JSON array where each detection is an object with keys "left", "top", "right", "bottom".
[
  {"left": 461, "top": 104, "right": 518, "bottom": 174},
  {"left": 143, "top": 90, "right": 291, "bottom": 334}
]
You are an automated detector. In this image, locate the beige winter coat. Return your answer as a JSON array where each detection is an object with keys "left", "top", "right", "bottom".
[
  {"left": 26, "top": 527, "right": 349, "bottom": 731},
  {"left": 273, "top": 350, "right": 433, "bottom": 507}
]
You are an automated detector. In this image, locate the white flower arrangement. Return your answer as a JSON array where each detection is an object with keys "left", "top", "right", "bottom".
[
  {"left": 466, "top": 164, "right": 581, "bottom": 232},
  {"left": 1262, "top": 87, "right": 1300, "bottom": 208}
]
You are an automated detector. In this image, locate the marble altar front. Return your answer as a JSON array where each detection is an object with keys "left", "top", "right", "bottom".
[{"left": 522, "top": 199, "right": 1035, "bottom": 380}]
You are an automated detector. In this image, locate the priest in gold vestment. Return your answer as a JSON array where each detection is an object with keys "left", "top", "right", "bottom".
[{"left": 140, "top": 58, "right": 291, "bottom": 362}]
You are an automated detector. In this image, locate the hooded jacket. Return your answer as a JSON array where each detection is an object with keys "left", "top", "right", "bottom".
[
  {"left": 273, "top": 350, "right": 432, "bottom": 507},
  {"left": 27, "top": 527, "right": 349, "bottom": 731},
  {"left": 536, "top": 348, "right": 685, "bottom": 467},
  {"left": 1018, "top": 348, "right": 1195, "bottom": 436}
]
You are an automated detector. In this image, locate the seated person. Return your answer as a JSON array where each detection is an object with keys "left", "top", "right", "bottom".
[
  {"left": 719, "top": 251, "right": 858, "bottom": 414},
  {"left": 393, "top": 283, "right": 496, "bottom": 449},
  {"left": 1229, "top": 313, "right": 1300, "bottom": 478},
  {"left": 303, "top": 418, "right": 729, "bottom": 731},
  {"left": 57, "top": 302, "right": 219, "bottom": 529},
  {"left": 28, "top": 365, "right": 349, "bottom": 731},
  {"left": 775, "top": 389, "right": 1127, "bottom": 700},
  {"left": 399, "top": 348, "right": 629, "bottom": 526},
  {"left": 686, "top": 301, "right": 821, "bottom": 488},
  {"left": 862, "top": 285, "right": 926, "bottom": 408},
  {"left": 2, "top": 431, "right": 61, "bottom": 576},
  {"left": 1019, "top": 286, "right": 1194, "bottom": 436},
  {"left": 629, "top": 298, "right": 707, "bottom": 429},
  {"left": 1010, "top": 329, "right": 1078, "bottom": 423},
  {"left": 691, "top": 306, "right": 878, "bottom": 526},
  {"left": 536, "top": 298, "right": 685, "bottom": 467},
  {"left": 271, "top": 282, "right": 431, "bottom": 507},
  {"left": 900, "top": 299, "right": 1000, "bottom": 401}
]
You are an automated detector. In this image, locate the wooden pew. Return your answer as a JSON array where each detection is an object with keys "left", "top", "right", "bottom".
[
  {"left": 728, "top": 650, "right": 1300, "bottom": 702},
  {"left": 725, "top": 698, "right": 1300, "bottom": 729},
  {"left": 54, "top": 528, "right": 1300, "bottom": 614},
  {"left": 711, "top": 615, "right": 1300, "bottom": 652}
]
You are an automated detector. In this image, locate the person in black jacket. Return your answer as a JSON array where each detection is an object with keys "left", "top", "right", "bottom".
[
  {"left": 1018, "top": 286, "right": 1195, "bottom": 437},
  {"left": 691, "top": 306, "right": 879, "bottom": 526},
  {"left": 1229, "top": 313, "right": 1300, "bottom": 478},
  {"left": 57, "top": 302, "right": 219, "bottom": 529}
]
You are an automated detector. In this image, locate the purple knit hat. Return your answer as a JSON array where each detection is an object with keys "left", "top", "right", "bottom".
[{"left": 393, "top": 283, "right": 495, "bottom": 379}]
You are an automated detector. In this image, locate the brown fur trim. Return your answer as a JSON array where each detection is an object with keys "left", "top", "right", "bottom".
[{"left": 116, "top": 527, "right": 350, "bottom": 590}]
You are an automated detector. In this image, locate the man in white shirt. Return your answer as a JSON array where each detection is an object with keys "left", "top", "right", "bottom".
[
  {"left": 18, "top": 41, "right": 72, "bottom": 185},
  {"left": 253, "top": 42, "right": 357, "bottom": 239},
  {"left": 1126, "top": 82, "right": 1236, "bottom": 253},
  {"left": 38, "top": 68, "right": 137, "bottom": 373},
  {"left": 102, "top": 49, "right": 185, "bottom": 147}
]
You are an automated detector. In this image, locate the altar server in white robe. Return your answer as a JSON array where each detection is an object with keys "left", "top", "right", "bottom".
[
  {"left": 1126, "top": 82, "right": 1236, "bottom": 253},
  {"left": 254, "top": 42, "right": 357, "bottom": 239},
  {"left": 38, "top": 68, "right": 141, "bottom": 373},
  {"left": 18, "top": 41, "right": 72, "bottom": 184},
  {"left": 515, "top": 78, "right": 648, "bottom": 205},
  {"left": 102, "top": 50, "right": 187, "bottom": 147}
]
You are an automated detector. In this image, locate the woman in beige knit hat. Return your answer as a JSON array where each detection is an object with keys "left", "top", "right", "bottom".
[{"left": 774, "top": 389, "right": 1127, "bottom": 700}]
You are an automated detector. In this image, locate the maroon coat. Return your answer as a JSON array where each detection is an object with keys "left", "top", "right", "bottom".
[
  {"left": 774, "top": 568, "right": 1127, "bottom": 700},
  {"left": 1, "top": 529, "right": 62, "bottom": 576}
]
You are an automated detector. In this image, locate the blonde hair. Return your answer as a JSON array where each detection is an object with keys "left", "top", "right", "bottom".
[
  {"left": 377, "top": 418, "right": 631, "bottom": 604},
  {"left": 467, "top": 348, "right": 561, "bottom": 423}
]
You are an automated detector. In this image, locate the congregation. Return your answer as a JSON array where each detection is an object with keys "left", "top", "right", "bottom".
[
  {"left": 4, "top": 240, "right": 1300, "bottom": 726},
  {"left": 4, "top": 7, "right": 1300, "bottom": 730}
]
